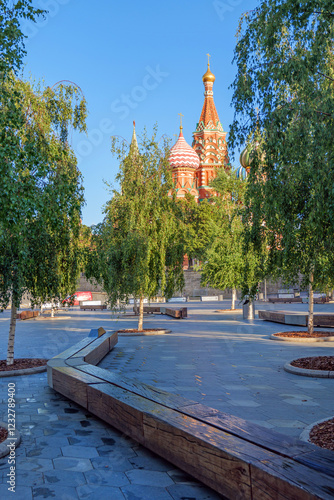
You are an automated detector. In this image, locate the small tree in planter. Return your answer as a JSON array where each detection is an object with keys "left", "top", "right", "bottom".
[{"left": 85, "top": 126, "right": 185, "bottom": 331}]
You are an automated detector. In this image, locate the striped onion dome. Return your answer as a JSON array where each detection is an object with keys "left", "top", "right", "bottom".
[
  {"left": 169, "top": 129, "right": 200, "bottom": 169},
  {"left": 236, "top": 165, "right": 247, "bottom": 180}
]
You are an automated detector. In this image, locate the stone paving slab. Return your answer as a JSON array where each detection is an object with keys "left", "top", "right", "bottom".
[{"left": 0, "top": 301, "right": 333, "bottom": 499}]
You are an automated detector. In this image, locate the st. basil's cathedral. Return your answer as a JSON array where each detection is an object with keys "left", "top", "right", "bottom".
[
  {"left": 131, "top": 57, "right": 250, "bottom": 200},
  {"left": 169, "top": 59, "right": 231, "bottom": 202}
]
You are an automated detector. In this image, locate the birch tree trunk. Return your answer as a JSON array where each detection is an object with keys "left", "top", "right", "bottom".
[
  {"left": 7, "top": 300, "right": 17, "bottom": 366},
  {"left": 308, "top": 272, "right": 314, "bottom": 334},
  {"left": 231, "top": 288, "right": 237, "bottom": 310},
  {"left": 133, "top": 297, "right": 138, "bottom": 315},
  {"left": 264, "top": 279, "right": 267, "bottom": 301},
  {"left": 138, "top": 296, "right": 144, "bottom": 331}
]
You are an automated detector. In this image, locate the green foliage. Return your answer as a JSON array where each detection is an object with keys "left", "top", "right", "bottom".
[
  {"left": 0, "top": 0, "right": 44, "bottom": 78},
  {"left": 230, "top": 0, "right": 334, "bottom": 291},
  {"left": 0, "top": 0, "right": 87, "bottom": 363},
  {"left": 199, "top": 169, "right": 262, "bottom": 297},
  {"left": 174, "top": 194, "right": 217, "bottom": 263},
  {"left": 85, "top": 127, "right": 185, "bottom": 308},
  {"left": 0, "top": 74, "right": 87, "bottom": 310}
]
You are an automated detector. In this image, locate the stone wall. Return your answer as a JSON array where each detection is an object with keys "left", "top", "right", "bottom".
[
  {"left": 77, "top": 273, "right": 103, "bottom": 292},
  {"left": 76, "top": 271, "right": 306, "bottom": 300},
  {"left": 182, "top": 270, "right": 228, "bottom": 297}
]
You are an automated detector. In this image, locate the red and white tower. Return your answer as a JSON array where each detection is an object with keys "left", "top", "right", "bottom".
[
  {"left": 192, "top": 56, "right": 229, "bottom": 201},
  {"left": 169, "top": 116, "right": 200, "bottom": 201}
]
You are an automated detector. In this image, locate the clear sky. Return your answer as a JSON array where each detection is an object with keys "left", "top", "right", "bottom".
[{"left": 21, "top": 0, "right": 259, "bottom": 226}]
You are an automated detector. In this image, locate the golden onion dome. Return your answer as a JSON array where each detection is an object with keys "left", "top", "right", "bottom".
[{"left": 202, "top": 63, "right": 215, "bottom": 83}]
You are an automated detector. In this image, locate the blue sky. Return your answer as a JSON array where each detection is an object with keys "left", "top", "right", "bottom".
[{"left": 21, "top": 0, "right": 258, "bottom": 226}]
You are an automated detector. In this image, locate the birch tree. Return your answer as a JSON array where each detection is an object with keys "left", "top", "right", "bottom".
[
  {"left": 229, "top": 0, "right": 334, "bottom": 332},
  {"left": 85, "top": 128, "right": 185, "bottom": 331},
  {"left": 0, "top": 1, "right": 87, "bottom": 363}
]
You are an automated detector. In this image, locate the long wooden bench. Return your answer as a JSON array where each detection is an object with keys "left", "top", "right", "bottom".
[
  {"left": 47, "top": 330, "right": 334, "bottom": 499},
  {"left": 133, "top": 306, "right": 187, "bottom": 319},
  {"left": 268, "top": 297, "right": 303, "bottom": 303},
  {"left": 17, "top": 310, "right": 40, "bottom": 320},
  {"left": 259, "top": 310, "right": 334, "bottom": 328},
  {"left": 80, "top": 305, "right": 107, "bottom": 311}
]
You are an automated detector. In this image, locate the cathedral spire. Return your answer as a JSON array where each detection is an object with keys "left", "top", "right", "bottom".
[
  {"left": 129, "top": 120, "right": 139, "bottom": 155},
  {"left": 192, "top": 57, "right": 229, "bottom": 202},
  {"left": 197, "top": 56, "right": 221, "bottom": 131}
]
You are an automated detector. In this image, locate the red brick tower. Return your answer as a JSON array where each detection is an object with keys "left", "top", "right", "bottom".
[{"left": 192, "top": 56, "right": 229, "bottom": 201}]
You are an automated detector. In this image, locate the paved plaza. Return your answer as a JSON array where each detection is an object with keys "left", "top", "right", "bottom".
[{"left": 0, "top": 300, "right": 333, "bottom": 499}]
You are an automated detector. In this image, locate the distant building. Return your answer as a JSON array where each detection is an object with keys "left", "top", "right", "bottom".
[{"left": 169, "top": 59, "right": 230, "bottom": 202}]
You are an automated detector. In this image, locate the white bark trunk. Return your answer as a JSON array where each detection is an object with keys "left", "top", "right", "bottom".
[
  {"left": 7, "top": 300, "right": 17, "bottom": 366},
  {"left": 308, "top": 272, "right": 314, "bottom": 334},
  {"left": 264, "top": 279, "right": 267, "bottom": 301},
  {"left": 138, "top": 297, "right": 144, "bottom": 331},
  {"left": 231, "top": 288, "right": 237, "bottom": 310}
]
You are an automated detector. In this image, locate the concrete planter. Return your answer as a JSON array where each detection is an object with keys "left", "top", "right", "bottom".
[{"left": 243, "top": 301, "right": 255, "bottom": 320}]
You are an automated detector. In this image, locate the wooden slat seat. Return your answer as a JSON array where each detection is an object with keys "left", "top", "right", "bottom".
[
  {"left": 47, "top": 329, "right": 334, "bottom": 499},
  {"left": 132, "top": 305, "right": 188, "bottom": 319}
]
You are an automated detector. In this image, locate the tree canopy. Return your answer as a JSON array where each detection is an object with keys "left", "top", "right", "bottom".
[
  {"left": 199, "top": 168, "right": 262, "bottom": 306},
  {"left": 229, "top": 1, "right": 334, "bottom": 328},
  {"left": 0, "top": 1, "right": 88, "bottom": 362},
  {"left": 0, "top": 0, "right": 44, "bottom": 77},
  {"left": 85, "top": 127, "right": 185, "bottom": 330}
]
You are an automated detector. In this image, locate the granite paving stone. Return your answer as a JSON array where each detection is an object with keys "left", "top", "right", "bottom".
[
  {"left": 125, "top": 469, "right": 175, "bottom": 487},
  {"left": 53, "top": 457, "right": 93, "bottom": 472},
  {"left": 35, "top": 436, "right": 69, "bottom": 447},
  {"left": 61, "top": 446, "right": 99, "bottom": 459},
  {"left": 16, "top": 458, "right": 54, "bottom": 472},
  {"left": 0, "top": 301, "right": 333, "bottom": 499},
  {"left": 43, "top": 470, "right": 86, "bottom": 487},
  {"left": 128, "top": 455, "right": 173, "bottom": 472},
  {"left": 84, "top": 468, "right": 130, "bottom": 487},
  {"left": 121, "top": 484, "right": 174, "bottom": 500},
  {"left": 3, "top": 471, "right": 44, "bottom": 487},
  {"left": 0, "top": 484, "right": 33, "bottom": 500},
  {"left": 25, "top": 446, "right": 62, "bottom": 459},
  {"left": 32, "top": 485, "right": 78, "bottom": 499},
  {"left": 77, "top": 484, "right": 126, "bottom": 500},
  {"left": 167, "top": 483, "right": 225, "bottom": 499},
  {"left": 90, "top": 456, "right": 132, "bottom": 472}
]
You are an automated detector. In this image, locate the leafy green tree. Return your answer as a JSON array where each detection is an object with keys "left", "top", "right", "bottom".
[
  {"left": 0, "top": 1, "right": 87, "bottom": 363},
  {"left": 230, "top": 1, "right": 334, "bottom": 332},
  {"left": 0, "top": 0, "right": 44, "bottom": 78},
  {"left": 200, "top": 168, "right": 261, "bottom": 310},
  {"left": 85, "top": 128, "right": 185, "bottom": 330},
  {"left": 175, "top": 194, "right": 217, "bottom": 267},
  {"left": 1, "top": 75, "right": 87, "bottom": 364}
]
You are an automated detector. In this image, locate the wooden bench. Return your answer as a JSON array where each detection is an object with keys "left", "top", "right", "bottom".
[
  {"left": 80, "top": 305, "right": 107, "bottom": 311},
  {"left": 259, "top": 310, "right": 334, "bottom": 328},
  {"left": 268, "top": 297, "right": 302, "bottom": 303},
  {"left": 132, "top": 306, "right": 187, "bottom": 319},
  {"left": 47, "top": 331, "right": 334, "bottom": 499},
  {"left": 17, "top": 310, "right": 40, "bottom": 320},
  {"left": 164, "top": 307, "right": 187, "bottom": 319}
]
